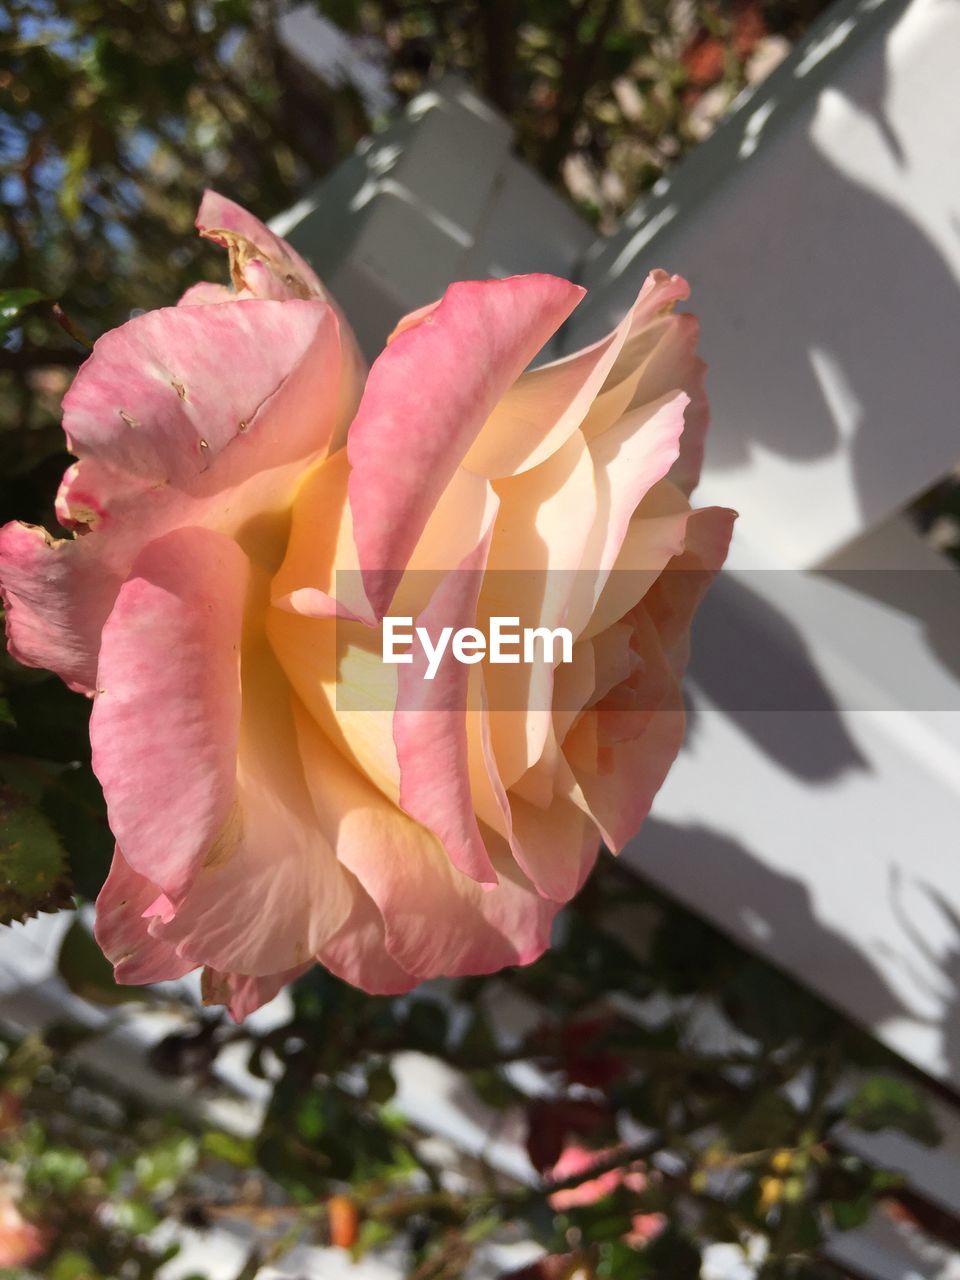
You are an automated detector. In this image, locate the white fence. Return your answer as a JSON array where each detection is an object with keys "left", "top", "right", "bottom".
[{"left": 274, "top": 0, "right": 960, "bottom": 1271}]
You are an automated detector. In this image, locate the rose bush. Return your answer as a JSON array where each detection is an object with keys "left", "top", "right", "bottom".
[
  {"left": 0, "top": 1191, "right": 45, "bottom": 1268},
  {"left": 0, "top": 193, "right": 733, "bottom": 1018},
  {"left": 548, "top": 1144, "right": 666, "bottom": 1250}
]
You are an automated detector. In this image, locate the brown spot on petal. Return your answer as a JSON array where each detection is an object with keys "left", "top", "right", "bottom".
[
  {"left": 198, "top": 438, "right": 209, "bottom": 452},
  {"left": 67, "top": 504, "right": 101, "bottom": 531},
  {"left": 118, "top": 409, "right": 139, "bottom": 428},
  {"left": 202, "top": 804, "right": 242, "bottom": 871},
  {"left": 237, "top": 420, "right": 248, "bottom": 433},
  {"left": 171, "top": 379, "right": 187, "bottom": 400},
  {"left": 200, "top": 966, "right": 230, "bottom": 1008}
]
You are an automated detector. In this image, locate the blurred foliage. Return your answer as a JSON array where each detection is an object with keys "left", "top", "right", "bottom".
[
  {"left": 0, "top": 865, "right": 949, "bottom": 1278},
  {"left": 0, "top": 0, "right": 827, "bottom": 441}
]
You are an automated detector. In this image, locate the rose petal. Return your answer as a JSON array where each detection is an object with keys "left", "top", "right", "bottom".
[
  {"left": 482, "top": 429, "right": 597, "bottom": 789},
  {"left": 196, "top": 189, "right": 326, "bottom": 300},
  {"left": 394, "top": 517, "right": 500, "bottom": 885},
  {"left": 150, "top": 624, "right": 355, "bottom": 976},
  {"left": 95, "top": 850, "right": 195, "bottom": 985},
  {"left": 565, "top": 391, "right": 688, "bottom": 640},
  {"left": 292, "top": 708, "right": 571, "bottom": 981},
  {"left": 316, "top": 872, "right": 419, "bottom": 996},
  {"left": 90, "top": 526, "right": 248, "bottom": 906},
  {"left": 62, "top": 299, "right": 340, "bottom": 487},
  {"left": 201, "top": 964, "right": 310, "bottom": 1021},
  {"left": 0, "top": 298, "right": 346, "bottom": 694},
  {"left": 347, "top": 275, "right": 584, "bottom": 618},
  {"left": 462, "top": 303, "right": 635, "bottom": 478}
]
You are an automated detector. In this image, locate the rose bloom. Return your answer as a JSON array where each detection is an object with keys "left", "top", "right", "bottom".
[
  {"left": 0, "top": 194, "right": 733, "bottom": 1019},
  {"left": 548, "top": 1145, "right": 666, "bottom": 1248},
  {"left": 0, "top": 1192, "right": 46, "bottom": 1268}
]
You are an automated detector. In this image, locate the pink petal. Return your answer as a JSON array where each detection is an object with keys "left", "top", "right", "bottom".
[
  {"left": 565, "top": 392, "right": 688, "bottom": 640},
  {"left": 0, "top": 297, "right": 345, "bottom": 694},
  {"left": 178, "top": 281, "right": 237, "bottom": 306},
  {"left": 626, "top": 1213, "right": 668, "bottom": 1248},
  {"left": 196, "top": 189, "right": 326, "bottom": 300},
  {"left": 0, "top": 521, "right": 103, "bottom": 693},
  {"left": 90, "top": 526, "right": 248, "bottom": 906},
  {"left": 94, "top": 850, "right": 195, "bottom": 985},
  {"left": 291, "top": 708, "right": 571, "bottom": 982},
  {"left": 482, "top": 429, "right": 597, "bottom": 790},
  {"left": 62, "top": 299, "right": 339, "bottom": 487},
  {"left": 394, "top": 521, "right": 500, "bottom": 885},
  {"left": 567, "top": 675, "right": 683, "bottom": 855},
  {"left": 568, "top": 506, "right": 735, "bottom": 851},
  {"left": 316, "top": 873, "right": 418, "bottom": 996},
  {"left": 201, "top": 965, "right": 311, "bottom": 1021},
  {"left": 507, "top": 789, "right": 599, "bottom": 903},
  {"left": 578, "top": 481, "right": 694, "bottom": 645},
  {"left": 149, "top": 635, "right": 356, "bottom": 977},
  {"left": 462, "top": 304, "right": 634, "bottom": 479},
  {"left": 643, "top": 504, "right": 737, "bottom": 672},
  {"left": 549, "top": 1145, "right": 624, "bottom": 1209},
  {"left": 590, "top": 272, "right": 706, "bottom": 496},
  {"left": 347, "top": 275, "right": 584, "bottom": 618},
  {"left": 193, "top": 192, "right": 366, "bottom": 435}
]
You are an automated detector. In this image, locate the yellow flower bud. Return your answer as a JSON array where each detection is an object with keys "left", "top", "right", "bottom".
[{"left": 758, "top": 1176, "right": 785, "bottom": 1212}]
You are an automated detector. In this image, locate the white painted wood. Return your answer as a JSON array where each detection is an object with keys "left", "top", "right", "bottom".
[
  {"left": 566, "top": 0, "right": 960, "bottom": 568},
  {"left": 271, "top": 78, "right": 593, "bottom": 361}
]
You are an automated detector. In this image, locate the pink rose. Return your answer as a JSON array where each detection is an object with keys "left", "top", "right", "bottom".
[
  {"left": 0, "top": 193, "right": 733, "bottom": 1018},
  {"left": 626, "top": 1211, "right": 667, "bottom": 1247},
  {"left": 548, "top": 1144, "right": 627, "bottom": 1209},
  {"left": 0, "top": 1193, "right": 46, "bottom": 1268},
  {"left": 548, "top": 1146, "right": 666, "bottom": 1249}
]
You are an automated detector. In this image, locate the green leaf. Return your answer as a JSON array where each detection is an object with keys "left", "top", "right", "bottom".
[
  {"left": 28, "top": 1147, "right": 91, "bottom": 1193},
  {"left": 0, "top": 785, "right": 72, "bottom": 924},
  {"left": 351, "top": 1219, "right": 393, "bottom": 1261},
  {"left": 366, "top": 1060, "right": 397, "bottom": 1104},
  {"left": 845, "top": 1075, "right": 940, "bottom": 1145},
  {"left": 403, "top": 998, "right": 449, "bottom": 1051},
  {"left": 0, "top": 287, "right": 45, "bottom": 339},
  {"left": 134, "top": 1134, "right": 198, "bottom": 1193},
  {"left": 47, "top": 1249, "right": 101, "bottom": 1280},
  {"left": 41, "top": 766, "right": 112, "bottom": 902},
  {"left": 112, "top": 1198, "right": 160, "bottom": 1235},
  {"left": 317, "top": 0, "right": 364, "bottom": 31},
  {"left": 56, "top": 917, "right": 139, "bottom": 1005},
  {"left": 202, "top": 1130, "right": 256, "bottom": 1167},
  {"left": 59, "top": 130, "right": 91, "bottom": 223},
  {"left": 830, "top": 1194, "right": 873, "bottom": 1231}
]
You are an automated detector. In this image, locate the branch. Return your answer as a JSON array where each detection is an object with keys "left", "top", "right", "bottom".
[
  {"left": 0, "top": 346, "right": 85, "bottom": 373},
  {"left": 479, "top": 0, "right": 518, "bottom": 114},
  {"left": 539, "top": 0, "right": 622, "bottom": 179}
]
